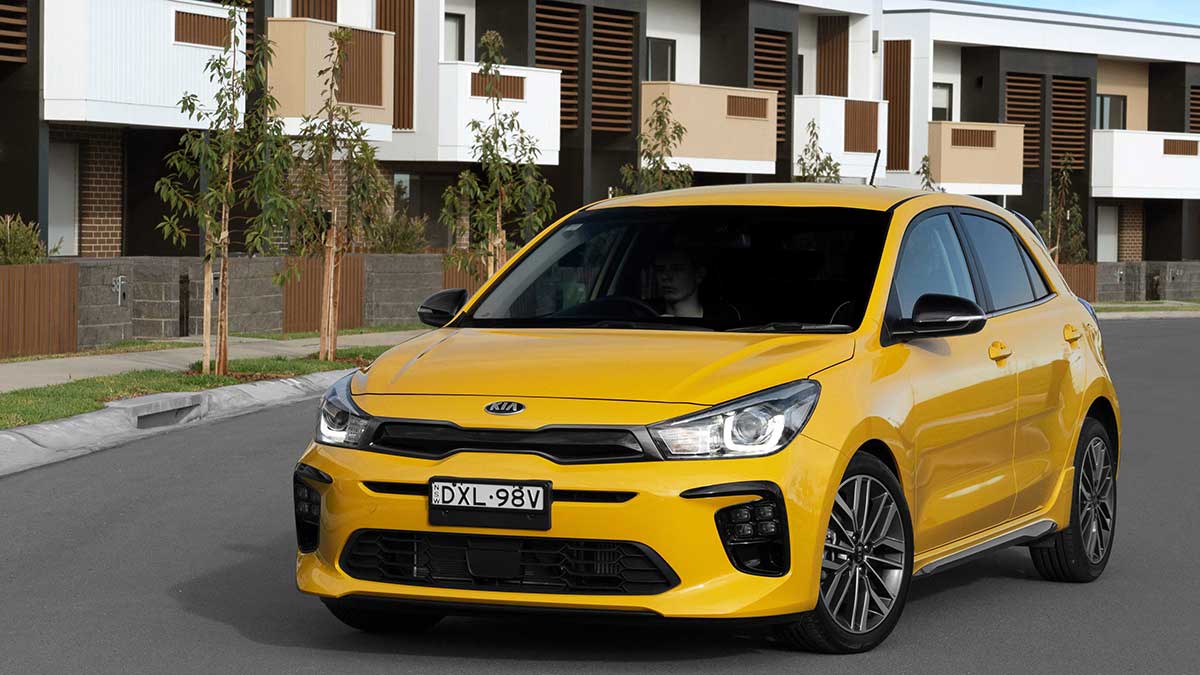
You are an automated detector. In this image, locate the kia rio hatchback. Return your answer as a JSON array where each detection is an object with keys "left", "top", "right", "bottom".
[{"left": 294, "top": 185, "right": 1120, "bottom": 653}]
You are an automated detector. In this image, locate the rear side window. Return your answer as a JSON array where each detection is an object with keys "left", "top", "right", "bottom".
[
  {"left": 959, "top": 213, "right": 1038, "bottom": 311},
  {"left": 1018, "top": 242, "right": 1051, "bottom": 299},
  {"left": 893, "top": 213, "right": 977, "bottom": 319}
]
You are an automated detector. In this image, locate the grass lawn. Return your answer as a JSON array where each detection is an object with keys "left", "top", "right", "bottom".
[
  {"left": 0, "top": 340, "right": 192, "bottom": 365},
  {"left": 233, "top": 323, "right": 426, "bottom": 341},
  {"left": 0, "top": 346, "right": 392, "bottom": 430},
  {"left": 1094, "top": 301, "right": 1200, "bottom": 313}
]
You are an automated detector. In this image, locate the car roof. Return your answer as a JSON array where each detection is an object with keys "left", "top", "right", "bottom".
[{"left": 587, "top": 183, "right": 936, "bottom": 212}]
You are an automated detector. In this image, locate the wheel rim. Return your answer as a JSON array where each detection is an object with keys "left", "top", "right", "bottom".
[
  {"left": 819, "top": 474, "right": 906, "bottom": 634},
  {"left": 1078, "top": 436, "right": 1116, "bottom": 564}
]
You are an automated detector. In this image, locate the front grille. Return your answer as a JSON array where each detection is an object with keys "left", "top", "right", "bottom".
[
  {"left": 369, "top": 422, "right": 649, "bottom": 463},
  {"left": 340, "top": 529, "right": 679, "bottom": 595}
]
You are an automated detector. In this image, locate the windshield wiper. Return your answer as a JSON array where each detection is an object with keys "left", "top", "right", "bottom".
[{"left": 726, "top": 322, "right": 853, "bottom": 334}]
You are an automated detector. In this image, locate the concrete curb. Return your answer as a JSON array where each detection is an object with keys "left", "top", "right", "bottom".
[
  {"left": 0, "top": 369, "right": 352, "bottom": 479},
  {"left": 1097, "top": 311, "right": 1200, "bottom": 320}
]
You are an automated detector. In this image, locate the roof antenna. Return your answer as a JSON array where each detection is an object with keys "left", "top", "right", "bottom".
[{"left": 869, "top": 149, "right": 881, "bottom": 187}]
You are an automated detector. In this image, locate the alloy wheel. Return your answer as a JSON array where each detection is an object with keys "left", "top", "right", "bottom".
[
  {"left": 819, "top": 475, "right": 906, "bottom": 634},
  {"left": 1078, "top": 436, "right": 1116, "bottom": 564}
]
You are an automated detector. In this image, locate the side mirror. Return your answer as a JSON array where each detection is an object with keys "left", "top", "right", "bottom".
[
  {"left": 417, "top": 288, "right": 468, "bottom": 328},
  {"left": 893, "top": 293, "right": 987, "bottom": 340}
]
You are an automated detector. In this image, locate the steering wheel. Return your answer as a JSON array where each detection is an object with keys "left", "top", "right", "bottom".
[{"left": 558, "top": 296, "right": 661, "bottom": 320}]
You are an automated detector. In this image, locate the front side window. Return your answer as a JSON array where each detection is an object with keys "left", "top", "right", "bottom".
[
  {"left": 893, "top": 213, "right": 976, "bottom": 319},
  {"left": 647, "top": 37, "right": 676, "bottom": 81},
  {"left": 959, "top": 213, "right": 1038, "bottom": 311},
  {"left": 462, "top": 206, "right": 890, "bottom": 332},
  {"left": 1094, "top": 94, "right": 1126, "bottom": 130},
  {"left": 932, "top": 82, "right": 953, "bottom": 121}
]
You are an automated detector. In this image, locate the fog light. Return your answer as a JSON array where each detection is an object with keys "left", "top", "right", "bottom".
[
  {"left": 715, "top": 496, "right": 788, "bottom": 576},
  {"left": 293, "top": 465, "right": 328, "bottom": 553},
  {"left": 731, "top": 507, "right": 752, "bottom": 523}
]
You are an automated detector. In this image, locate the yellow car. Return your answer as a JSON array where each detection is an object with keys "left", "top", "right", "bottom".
[{"left": 294, "top": 185, "right": 1119, "bottom": 653}]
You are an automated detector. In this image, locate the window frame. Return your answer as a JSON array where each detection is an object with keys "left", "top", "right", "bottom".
[
  {"left": 444, "top": 12, "right": 466, "bottom": 62},
  {"left": 646, "top": 37, "right": 676, "bottom": 82},
  {"left": 952, "top": 207, "right": 1057, "bottom": 317},
  {"left": 932, "top": 82, "right": 954, "bottom": 122},
  {"left": 1094, "top": 93, "right": 1127, "bottom": 131}
]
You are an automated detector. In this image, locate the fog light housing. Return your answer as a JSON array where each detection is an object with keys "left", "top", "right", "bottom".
[
  {"left": 716, "top": 496, "right": 789, "bottom": 576},
  {"left": 293, "top": 464, "right": 330, "bottom": 553}
]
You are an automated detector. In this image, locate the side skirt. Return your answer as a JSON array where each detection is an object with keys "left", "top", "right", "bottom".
[{"left": 913, "top": 519, "right": 1058, "bottom": 577}]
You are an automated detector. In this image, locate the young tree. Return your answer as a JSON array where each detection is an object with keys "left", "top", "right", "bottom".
[
  {"left": 794, "top": 119, "right": 842, "bottom": 183},
  {"left": 916, "top": 154, "right": 943, "bottom": 192},
  {"left": 617, "top": 94, "right": 693, "bottom": 195},
  {"left": 288, "top": 28, "right": 392, "bottom": 361},
  {"left": 156, "top": 0, "right": 293, "bottom": 375},
  {"left": 440, "top": 31, "right": 556, "bottom": 280},
  {"left": 1036, "top": 156, "right": 1088, "bottom": 264}
]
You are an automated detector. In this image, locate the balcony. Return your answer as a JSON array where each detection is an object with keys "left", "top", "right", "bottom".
[
  {"left": 640, "top": 82, "right": 777, "bottom": 174},
  {"left": 928, "top": 122, "right": 1024, "bottom": 195},
  {"left": 268, "top": 17, "right": 394, "bottom": 142},
  {"left": 793, "top": 96, "right": 889, "bottom": 182},
  {"left": 433, "top": 62, "right": 561, "bottom": 164},
  {"left": 1092, "top": 130, "right": 1200, "bottom": 199}
]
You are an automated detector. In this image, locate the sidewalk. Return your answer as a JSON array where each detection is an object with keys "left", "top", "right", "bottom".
[{"left": 0, "top": 330, "right": 427, "bottom": 394}]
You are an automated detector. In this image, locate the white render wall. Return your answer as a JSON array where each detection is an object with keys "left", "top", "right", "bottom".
[
  {"left": 445, "top": 0, "right": 478, "bottom": 62},
  {"left": 43, "top": 0, "right": 244, "bottom": 129},
  {"left": 271, "top": 0, "right": 376, "bottom": 29},
  {"left": 931, "top": 43, "right": 960, "bottom": 122},
  {"left": 793, "top": 95, "right": 889, "bottom": 183},
  {"left": 1092, "top": 131, "right": 1200, "bottom": 200},
  {"left": 795, "top": 14, "right": 817, "bottom": 96},
  {"left": 646, "top": 0, "right": 701, "bottom": 85},
  {"left": 434, "top": 62, "right": 560, "bottom": 164}
]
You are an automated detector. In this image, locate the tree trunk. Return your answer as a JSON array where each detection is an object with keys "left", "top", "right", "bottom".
[
  {"left": 319, "top": 225, "right": 336, "bottom": 360},
  {"left": 201, "top": 248, "right": 213, "bottom": 375},
  {"left": 329, "top": 245, "right": 341, "bottom": 356},
  {"left": 215, "top": 153, "right": 234, "bottom": 375}
]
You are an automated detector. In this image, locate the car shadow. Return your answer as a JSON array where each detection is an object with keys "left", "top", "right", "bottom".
[{"left": 171, "top": 531, "right": 1045, "bottom": 661}]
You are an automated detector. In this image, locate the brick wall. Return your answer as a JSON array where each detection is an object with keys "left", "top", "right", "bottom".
[
  {"left": 49, "top": 124, "right": 125, "bottom": 258},
  {"left": 1116, "top": 199, "right": 1144, "bottom": 262}
]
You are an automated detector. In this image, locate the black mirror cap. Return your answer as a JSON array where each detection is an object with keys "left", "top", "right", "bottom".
[
  {"left": 417, "top": 288, "right": 468, "bottom": 328},
  {"left": 895, "top": 293, "right": 987, "bottom": 340}
]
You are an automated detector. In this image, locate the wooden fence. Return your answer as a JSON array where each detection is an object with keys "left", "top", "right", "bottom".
[
  {"left": 0, "top": 263, "right": 78, "bottom": 358},
  {"left": 282, "top": 255, "right": 365, "bottom": 333},
  {"left": 1057, "top": 262, "right": 1096, "bottom": 302}
]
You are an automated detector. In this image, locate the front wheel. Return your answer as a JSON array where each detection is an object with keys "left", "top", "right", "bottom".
[
  {"left": 322, "top": 598, "right": 443, "bottom": 634},
  {"left": 775, "top": 453, "right": 913, "bottom": 654},
  {"left": 1030, "top": 418, "right": 1116, "bottom": 582}
]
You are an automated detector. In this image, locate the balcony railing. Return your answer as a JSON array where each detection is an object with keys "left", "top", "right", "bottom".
[
  {"left": 640, "top": 82, "right": 777, "bottom": 174},
  {"left": 434, "top": 61, "right": 561, "bottom": 164},
  {"left": 267, "top": 17, "right": 394, "bottom": 142},
  {"left": 793, "top": 95, "right": 889, "bottom": 181},
  {"left": 1092, "top": 130, "right": 1200, "bottom": 199},
  {"left": 928, "top": 122, "right": 1024, "bottom": 195}
]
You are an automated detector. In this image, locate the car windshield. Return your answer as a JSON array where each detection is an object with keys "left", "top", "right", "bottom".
[{"left": 459, "top": 205, "right": 890, "bottom": 333}]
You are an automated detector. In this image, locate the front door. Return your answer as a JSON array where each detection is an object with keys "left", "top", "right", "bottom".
[
  {"left": 1096, "top": 205, "right": 1118, "bottom": 263},
  {"left": 48, "top": 142, "right": 79, "bottom": 256},
  {"left": 889, "top": 210, "right": 1019, "bottom": 553}
]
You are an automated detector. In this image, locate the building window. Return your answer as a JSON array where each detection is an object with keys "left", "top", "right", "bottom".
[
  {"left": 444, "top": 13, "right": 465, "bottom": 62},
  {"left": 647, "top": 37, "right": 675, "bottom": 81},
  {"left": 1094, "top": 94, "right": 1126, "bottom": 130},
  {"left": 394, "top": 173, "right": 416, "bottom": 214},
  {"left": 932, "top": 82, "right": 953, "bottom": 121},
  {"left": 795, "top": 55, "right": 804, "bottom": 95}
]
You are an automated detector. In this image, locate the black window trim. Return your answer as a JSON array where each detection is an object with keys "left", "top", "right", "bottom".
[
  {"left": 952, "top": 207, "right": 1058, "bottom": 318},
  {"left": 646, "top": 36, "right": 677, "bottom": 81}
]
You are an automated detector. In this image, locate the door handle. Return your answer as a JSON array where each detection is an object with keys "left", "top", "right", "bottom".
[
  {"left": 988, "top": 341, "right": 1012, "bottom": 361},
  {"left": 1063, "top": 324, "right": 1083, "bottom": 343}
]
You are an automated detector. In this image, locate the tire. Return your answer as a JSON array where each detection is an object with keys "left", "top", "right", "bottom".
[
  {"left": 775, "top": 453, "right": 914, "bottom": 654},
  {"left": 1030, "top": 418, "right": 1116, "bottom": 583},
  {"left": 322, "top": 598, "right": 443, "bottom": 634}
]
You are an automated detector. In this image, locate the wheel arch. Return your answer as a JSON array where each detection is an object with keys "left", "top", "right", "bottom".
[
  {"left": 1086, "top": 395, "right": 1120, "bottom": 468},
  {"left": 854, "top": 439, "right": 904, "bottom": 491}
]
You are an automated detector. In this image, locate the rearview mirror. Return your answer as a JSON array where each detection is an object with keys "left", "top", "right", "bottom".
[
  {"left": 892, "top": 293, "right": 986, "bottom": 340},
  {"left": 417, "top": 288, "right": 468, "bottom": 328}
]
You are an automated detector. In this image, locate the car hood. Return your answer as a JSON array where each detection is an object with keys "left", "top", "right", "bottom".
[{"left": 354, "top": 328, "right": 853, "bottom": 405}]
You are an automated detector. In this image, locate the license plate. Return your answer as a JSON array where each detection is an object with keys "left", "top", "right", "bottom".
[{"left": 428, "top": 477, "right": 552, "bottom": 530}]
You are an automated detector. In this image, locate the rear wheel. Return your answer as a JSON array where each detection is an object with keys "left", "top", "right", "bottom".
[
  {"left": 322, "top": 598, "right": 443, "bottom": 634},
  {"left": 1030, "top": 418, "right": 1116, "bottom": 582},
  {"left": 775, "top": 453, "right": 913, "bottom": 653}
]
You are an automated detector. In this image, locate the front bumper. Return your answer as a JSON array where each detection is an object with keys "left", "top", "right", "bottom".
[{"left": 295, "top": 434, "right": 847, "bottom": 620}]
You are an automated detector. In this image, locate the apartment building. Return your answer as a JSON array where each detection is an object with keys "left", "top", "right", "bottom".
[{"left": 1, "top": 0, "right": 1198, "bottom": 262}]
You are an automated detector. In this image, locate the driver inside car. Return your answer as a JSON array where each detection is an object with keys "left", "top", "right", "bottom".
[{"left": 653, "top": 248, "right": 708, "bottom": 318}]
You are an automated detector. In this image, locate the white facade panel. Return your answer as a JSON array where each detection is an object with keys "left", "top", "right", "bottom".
[
  {"left": 793, "top": 95, "right": 889, "bottom": 183},
  {"left": 44, "top": 0, "right": 244, "bottom": 129},
  {"left": 337, "top": 0, "right": 375, "bottom": 29},
  {"left": 646, "top": 0, "right": 701, "bottom": 85},
  {"left": 1092, "top": 130, "right": 1200, "bottom": 200},
  {"left": 931, "top": 43, "right": 960, "bottom": 122},
  {"left": 445, "top": 0, "right": 478, "bottom": 62}
]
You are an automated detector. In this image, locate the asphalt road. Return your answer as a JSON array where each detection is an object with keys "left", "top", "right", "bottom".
[{"left": 3, "top": 319, "right": 1198, "bottom": 673}]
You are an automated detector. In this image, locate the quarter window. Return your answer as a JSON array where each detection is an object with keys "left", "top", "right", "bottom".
[
  {"left": 959, "top": 213, "right": 1038, "bottom": 310},
  {"left": 893, "top": 213, "right": 977, "bottom": 319}
]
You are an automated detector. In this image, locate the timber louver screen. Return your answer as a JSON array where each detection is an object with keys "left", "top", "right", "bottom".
[
  {"left": 175, "top": 11, "right": 230, "bottom": 48},
  {"left": 591, "top": 7, "right": 636, "bottom": 133},
  {"left": 1050, "top": 76, "right": 1088, "bottom": 170},
  {"left": 535, "top": 2, "right": 582, "bottom": 130},
  {"left": 1189, "top": 86, "right": 1200, "bottom": 133},
  {"left": 883, "top": 40, "right": 910, "bottom": 171},
  {"left": 1005, "top": 73, "right": 1042, "bottom": 169},
  {"left": 754, "top": 30, "right": 789, "bottom": 142},
  {"left": 472, "top": 73, "right": 525, "bottom": 100},
  {"left": 844, "top": 100, "right": 878, "bottom": 153},
  {"left": 293, "top": 0, "right": 337, "bottom": 22},
  {"left": 1163, "top": 139, "right": 1199, "bottom": 156},
  {"left": 816, "top": 16, "right": 848, "bottom": 97},
  {"left": 951, "top": 128, "right": 996, "bottom": 148},
  {"left": 0, "top": 1, "right": 27, "bottom": 63},
  {"left": 376, "top": 0, "right": 414, "bottom": 129},
  {"left": 727, "top": 95, "right": 768, "bottom": 119},
  {"left": 339, "top": 29, "right": 382, "bottom": 106}
]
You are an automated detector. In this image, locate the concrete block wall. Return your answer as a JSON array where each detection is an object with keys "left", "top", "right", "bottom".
[
  {"left": 363, "top": 254, "right": 443, "bottom": 326},
  {"left": 76, "top": 259, "right": 133, "bottom": 347},
  {"left": 1096, "top": 262, "right": 1146, "bottom": 302},
  {"left": 1146, "top": 262, "right": 1200, "bottom": 301},
  {"left": 128, "top": 258, "right": 186, "bottom": 339},
  {"left": 188, "top": 257, "right": 284, "bottom": 335}
]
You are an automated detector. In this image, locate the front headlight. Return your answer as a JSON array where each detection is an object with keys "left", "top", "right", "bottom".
[
  {"left": 649, "top": 380, "right": 820, "bottom": 459},
  {"left": 316, "top": 373, "right": 371, "bottom": 447}
]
